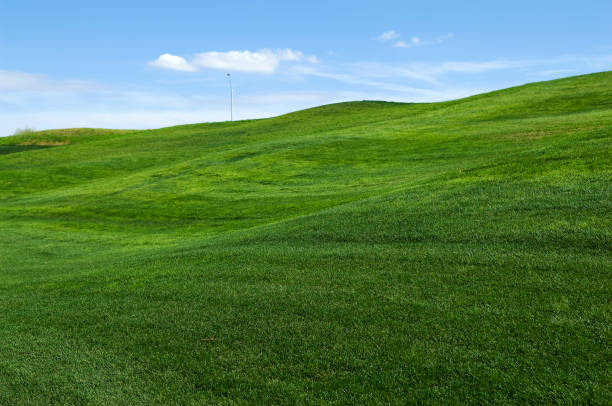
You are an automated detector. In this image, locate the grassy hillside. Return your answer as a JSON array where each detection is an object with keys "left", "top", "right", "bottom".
[{"left": 0, "top": 72, "right": 610, "bottom": 404}]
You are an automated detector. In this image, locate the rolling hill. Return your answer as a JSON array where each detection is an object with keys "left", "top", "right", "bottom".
[{"left": 0, "top": 72, "right": 610, "bottom": 404}]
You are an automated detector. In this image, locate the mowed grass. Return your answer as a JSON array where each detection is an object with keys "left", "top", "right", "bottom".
[{"left": 0, "top": 72, "right": 610, "bottom": 404}]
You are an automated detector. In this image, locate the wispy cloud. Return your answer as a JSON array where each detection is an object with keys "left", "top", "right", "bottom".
[
  {"left": 149, "top": 49, "right": 317, "bottom": 74},
  {"left": 377, "top": 28, "right": 454, "bottom": 49},
  {"left": 391, "top": 33, "right": 453, "bottom": 49},
  {"left": 289, "top": 65, "right": 485, "bottom": 99},
  {"left": 0, "top": 70, "right": 46, "bottom": 90},
  {"left": 535, "top": 68, "right": 576, "bottom": 77},
  {"left": 287, "top": 54, "right": 612, "bottom": 100},
  {"left": 291, "top": 58, "right": 527, "bottom": 89},
  {"left": 433, "top": 59, "right": 523, "bottom": 74},
  {"left": 378, "top": 30, "right": 399, "bottom": 41},
  {"left": 0, "top": 70, "right": 99, "bottom": 92}
]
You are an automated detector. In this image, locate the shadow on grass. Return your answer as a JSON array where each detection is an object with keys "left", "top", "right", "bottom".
[{"left": 0, "top": 145, "right": 56, "bottom": 155}]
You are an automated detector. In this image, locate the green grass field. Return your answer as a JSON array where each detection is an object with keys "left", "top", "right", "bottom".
[{"left": 0, "top": 72, "right": 610, "bottom": 404}]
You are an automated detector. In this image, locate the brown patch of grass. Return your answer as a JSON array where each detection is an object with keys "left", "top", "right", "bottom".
[
  {"left": 502, "top": 125, "right": 604, "bottom": 140},
  {"left": 36, "top": 128, "right": 135, "bottom": 137},
  {"left": 18, "top": 141, "right": 69, "bottom": 146},
  {"left": 502, "top": 130, "right": 552, "bottom": 140}
]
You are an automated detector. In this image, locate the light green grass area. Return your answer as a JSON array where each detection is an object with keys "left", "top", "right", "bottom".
[{"left": 0, "top": 72, "right": 610, "bottom": 404}]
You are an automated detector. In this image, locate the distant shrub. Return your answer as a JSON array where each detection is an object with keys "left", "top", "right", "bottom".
[{"left": 12, "top": 126, "right": 35, "bottom": 136}]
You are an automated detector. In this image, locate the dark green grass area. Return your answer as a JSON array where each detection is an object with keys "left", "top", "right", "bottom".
[
  {"left": 0, "top": 72, "right": 611, "bottom": 404},
  {"left": 0, "top": 145, "right": 53, "bottom": 156}
]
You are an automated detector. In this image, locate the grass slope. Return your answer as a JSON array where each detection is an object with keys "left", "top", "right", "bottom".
[{"left": 0, "top": 72, "right": 611, "bottom": 404}]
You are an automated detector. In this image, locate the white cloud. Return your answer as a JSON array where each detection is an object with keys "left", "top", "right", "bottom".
[
  {"left": 378, "top": 30, "right": 399, "bottom": 41},
  {"left": 149, "top": 53, "right": 197, "bottom": 72},
  {"left": 192, "top": 50, "right": 283, "bottom": 73},
  {"left": 150, "top": 49, "right": 316, "bottom": 74},
  {"left": 385, "top": 32, "right": 453, "bottom": 49}
]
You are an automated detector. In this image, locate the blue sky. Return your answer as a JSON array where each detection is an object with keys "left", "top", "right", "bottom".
[{"left": 1, "top": 0, "right": 611, "bottom": 136}]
